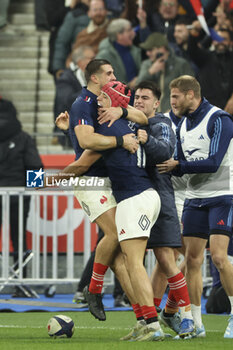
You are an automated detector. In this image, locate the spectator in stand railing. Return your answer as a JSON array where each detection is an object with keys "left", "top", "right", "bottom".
[
  {"left": 44, "top": 0, "right": 80, "bottom": 76},
  {"left": 137, "top": 32, "right": 194, "bottom": 112},
  {"left": 171, "top": 17, "right": 199, "bottom": 76},
  {"left": 96, "top": 19, "right": 141, "bottom": 89},
  {"left": 54, "top": 45, "right": 95, "bottom": 147},
  {"left": 66, "top": 0, "right": 109, "bottom": 67},
  {"left": 137, "top": 0, "right": 192, "bottom": 44},
  {"left": 52, "top": 0, "right": 90, "bottom": 79},
  {"left": 0, "top": 96, "right": 43, "bottom": 296},
  {"left": 187, "top": 23, "right": 233, "bottom": 114}
]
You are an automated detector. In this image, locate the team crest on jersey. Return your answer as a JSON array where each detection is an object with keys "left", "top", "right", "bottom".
[{"left": 127, "top": 121, "right": 136, "bottom": 132}]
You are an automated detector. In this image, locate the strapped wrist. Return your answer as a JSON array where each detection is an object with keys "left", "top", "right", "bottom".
[
  {"left": 121, "top": 107, "right": 128, "bottom": 119},
  {"left": 116, "top": 136, "right": 124, "bottom": 147}
]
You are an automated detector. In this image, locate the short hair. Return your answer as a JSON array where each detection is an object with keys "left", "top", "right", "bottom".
[
  {"left": 135, "top": 80, "right": 161, "bottom": 100},
  {"left": 107, "top": 19, "right": 131, "bottom": 42},
  {"left": 71, "top": 45, "right": 93, "bottom": 64},
  {"left": 175, "top": 17, "right": 192, "bottom": 26},
  {"left": 85, "top": 59, "right": 111, "bottom": 83},
  {"left": 169, "top": 75, "right": 201, "bottom": 98}
]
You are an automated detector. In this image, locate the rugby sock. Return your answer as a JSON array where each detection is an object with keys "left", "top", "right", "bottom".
[
  {"left": 191, "top": 304, "right": 202, "bottom": 328},
  {"left": 89, "top": 262, "right": 108, "bottom": 294},
  {"left": 165, "top": 291, "right": 179, "bottom": 315},
  {"left": 229, "top": 296, "right": 233, "bottom": 314},
  {"left": 154, "top": 298, "right": 162, "bottom": 308},
  {"left": 168, "top": 272, "right": 190, "bottom": 307},
  {"left": 132, "top": 303, "right": 144, "bottom": 321},
  {"left": 141, "top": 305, "right": 158, "bottom": 324}
]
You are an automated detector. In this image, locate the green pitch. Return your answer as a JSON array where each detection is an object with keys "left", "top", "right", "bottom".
[{"left": 0, "top": 311, "right": 232, "bottom": 350}]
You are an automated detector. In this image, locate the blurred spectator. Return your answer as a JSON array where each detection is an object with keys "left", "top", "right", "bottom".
[
  {"left": 44, "top": 0, "right": 75, "bottom": 76},
  {"left": 67, "top": 0, "right": 109, "bottom": 67},
  {"left": 52, "top": 0, "right": 90, "bottom": 78},
  {"left": 171, "top": 17, "right": 199, "bottom": 75},
  {"left": 0, "top": 0, "right": 10, "bottom": 29},
  {"left": 54, "top": 45, "right": 95, "bottom": 146},
  {"left": 105, "top": 0, "right": 125, "bottom": 17},
  {"left": 188, "top": 26, "right": 233, "bottom": 113},
  {"left": 178, "top": 0, "right": 219, "bottom": 22},
  {"left": 137, "top": 0, "right": 190, "bottom": 43},
  {"left": 0, "top": 97, "right": 43, "bottom": 281},
  {"left": 137, "top": 32, "right": 194, "bottom": 112},
  {"left": 34, "top": 0, "right": 49, "bottom": 30},
  {"left": 213, "top": 2, "right": 233, "bottom": 30},
  {"left": 96, "top": 19, "right": 141, "bottom": 88}
]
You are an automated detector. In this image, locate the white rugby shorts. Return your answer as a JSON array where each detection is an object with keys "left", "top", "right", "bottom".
[
  {"left": 115, "top": 188, "right": 161, "bottom": 242},
  {"left": 74, "top": 176, "right": 116, "bottom": 222}
]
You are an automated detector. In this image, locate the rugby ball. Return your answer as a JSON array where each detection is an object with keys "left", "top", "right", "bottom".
[{"left": 47, "top": 315, "right": 75, "bottom": 338}]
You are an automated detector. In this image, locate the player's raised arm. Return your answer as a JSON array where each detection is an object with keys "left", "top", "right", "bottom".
[
  {"left": 75, "top": 124, "right": 139, "bottom": 153},
  {"left": 98, "top": 105, "right": 148, "bottom": 127}
]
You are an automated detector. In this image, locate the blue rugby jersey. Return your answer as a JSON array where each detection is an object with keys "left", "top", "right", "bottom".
[
  {"left": 96, "top": 119, "right": 153, "bottom": 203},
  {"left": 69, "top": 87, "right": 107, "bottom": 177}
]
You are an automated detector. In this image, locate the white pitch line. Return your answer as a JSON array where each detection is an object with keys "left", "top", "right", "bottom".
[
  {"left": 0, "top": 325, "right": 223, "bottom": 333},
  {"left": 0, "top": 325, "right": 129, "bottom": 330}
]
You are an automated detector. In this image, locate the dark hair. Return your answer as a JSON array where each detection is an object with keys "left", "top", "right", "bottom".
[
  {"left": 135, "top": 80, "right": 161, "bottom": 100},
  {"left": 85, "top": 59, "right": 111, "bottom": 83},
  {"left": 175, "top": 17, "right": 192, "bottom": 26}
]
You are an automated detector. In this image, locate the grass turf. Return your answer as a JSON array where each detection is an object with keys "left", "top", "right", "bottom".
[{"left": 0, "top": 311, "right": 232, "bottom": 350}]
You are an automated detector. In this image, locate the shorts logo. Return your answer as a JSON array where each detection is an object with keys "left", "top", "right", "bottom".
[
  {"left": 120, "top": 229, "right": 126, "bottom": 235},
  {"left": 100, "top": 195, "right": 107, "bottom": 204},
  {"left": 138, "top": 215, "right": 150, "bottom": 231},
  {"left": 81, "top": 201, "right": 91, "bottom": 216},
  {"left": 217, "top": 219, "right": 225, "bottom": 225}
]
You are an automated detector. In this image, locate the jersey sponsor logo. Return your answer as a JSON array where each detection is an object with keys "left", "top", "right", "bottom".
[
  {"left": 217, "top": 219, "right": 225, "bottom": 225},
  {"left": 78, "top": 119, "right": 88, "bottom": 125},
  {"left": 81, "top": 201, "right": 91, "bottom": 216},
  {"left": 119, "top": 229, "right": 126, "bottom": 235},
  {"left": 185, "top": 148, "right": 200, "bottom": 156},
  {"left": 189, "top": 156, "right": 205, "bottom": 161},
  {"left": 84, "top": 96, "right": 91, "bottom": 103},
  {"left": 100, "top": 195, "right": 107, "bottom": 204},
  {"left": 138, "top": 215, "right": 150, "bottom": 231},
  {"left": 198, "top": 134, "right": 205, "bottom": 140}
]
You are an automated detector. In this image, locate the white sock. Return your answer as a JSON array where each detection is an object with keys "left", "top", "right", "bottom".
[
  {"left": 228, "top": 296, "right": 233, "bottom": 314},
  {"left": 191, "top": 304, "right": 202, "bottom": 328},
  {"left": 180, "top": 306, "right": 193, "bottom": 321}
]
